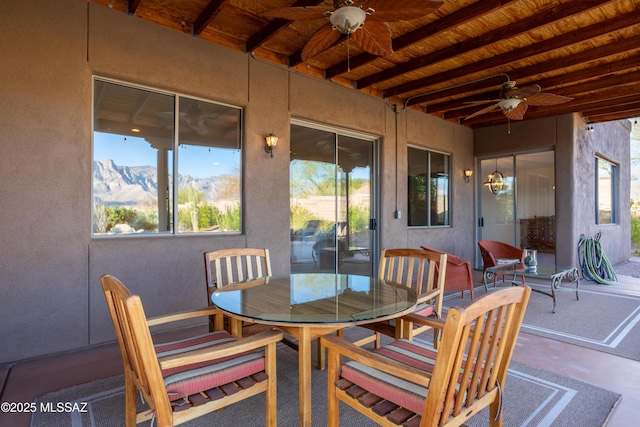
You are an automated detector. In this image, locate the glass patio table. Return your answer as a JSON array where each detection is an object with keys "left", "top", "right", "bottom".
[
  {"left": 210, "top": 273, "right": 417, "bottom": 427},
  {"left": 485, "top": 264, "right": 580, "bottom": 313}
]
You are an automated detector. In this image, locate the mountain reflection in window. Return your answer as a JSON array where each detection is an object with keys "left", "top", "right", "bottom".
[{"left": 92, "top": 79, "right": 242, "bottom": 236}]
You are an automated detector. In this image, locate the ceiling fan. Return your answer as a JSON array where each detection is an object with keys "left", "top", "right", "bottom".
[
  {"left": 157, "top": 103, "right": 234, "bottom": 135},
  {"left": 465, "top": 80, "right": 574, "bottom": 121},
  {"left": 263, "top": 0, "right": 444, "bottom": 61}
]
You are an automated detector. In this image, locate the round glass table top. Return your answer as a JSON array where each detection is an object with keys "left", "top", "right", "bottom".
[{"left": 210, "top": 273, "right": 417, "bottom": 325}]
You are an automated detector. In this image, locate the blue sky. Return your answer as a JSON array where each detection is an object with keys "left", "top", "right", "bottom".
[{"left": 94, "top": 132, "right": 240, "bottom": 178}]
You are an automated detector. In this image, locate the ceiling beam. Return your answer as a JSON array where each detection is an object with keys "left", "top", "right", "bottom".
[
  {"left": 384, "top": 8, "right": 640, "bottom": 98},
  {"left": 245, "top": 0, "right": 325, "bottom": 53},
  {"left": 583, "top": 100, "right": 640, "bottom": 118},
  {"left": 193, "top": 0, "right": 228, "bottom": 37},
  {"left": 587, "top": 110, "right": 640, "bottom": 123},
  {"left": 358, "top": 0, "right": 612, "bottom": 90},
  {"left": 420, "top": 54, "right": 640, "bottom": 113},
  {"left": 449, "top": 82, "right": 640, "bottom": 123},
  {"left": 408, "top": 33, "right": 640, "bottom": 108},
  {"left": 461, "top": 83, "right": 640, "bottom": 126},
  {"left": 127, "top": 0, "right": 140, "bottom": 16}
]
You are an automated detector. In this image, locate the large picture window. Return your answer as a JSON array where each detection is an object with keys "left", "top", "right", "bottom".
[
  {"left": 408, "top": 147, "right": 450, "bottom": 227},
  {"left": 92, "top": 78, "right": 242, "bottom": 236},
  {"left": 596, "top": 157, "right": 617, "bottom": 225}
]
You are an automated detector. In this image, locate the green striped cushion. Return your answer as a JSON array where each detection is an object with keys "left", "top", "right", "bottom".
[{"left": 155, "top": 330, "right": 265, "bottom": 401}]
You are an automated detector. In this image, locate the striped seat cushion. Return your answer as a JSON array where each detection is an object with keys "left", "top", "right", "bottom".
[
  {"left": 340, "top": 339, "right": 446, "bottom": 415},
  {"left": 155, "top": 330, "right": 265, "bottom": 401}
]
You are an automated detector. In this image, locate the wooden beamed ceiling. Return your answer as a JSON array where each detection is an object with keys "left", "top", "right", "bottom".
[{"left": 93, "top": 0, "right": 640, "bottom": 128}]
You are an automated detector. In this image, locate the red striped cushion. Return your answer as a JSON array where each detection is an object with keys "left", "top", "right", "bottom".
[
  {"left": 155, "top": 330, "right": 265, "bottom": 401},
  {"left": 341, "top": 339, "right": 439, "bottom": 415}
]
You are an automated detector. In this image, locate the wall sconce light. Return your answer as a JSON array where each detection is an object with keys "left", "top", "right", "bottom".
[
  {"left": 464, "top": 169, "right": 473, "bottom": 183},
  {"left": 265, "top": 134, "right": 278, "bottom": 157}
]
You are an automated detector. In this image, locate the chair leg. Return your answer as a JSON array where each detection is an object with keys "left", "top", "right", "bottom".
[
  {"left": 489, "top": 399, "right": 503, "bottom": 427},
  {"left": 326, "top": 346, "right": 340, "bottom": 427},
  {"left": 265, "top": 341, "right": 278, "bottom": 427},
  {"left": 123, "top": 375, "right": 137, "bottom": 427}
]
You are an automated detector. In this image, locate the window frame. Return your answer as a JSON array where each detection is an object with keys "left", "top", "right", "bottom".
[
  {"left": 91, "top": 77, "right": 243, "bottom": 237},
  {"left": 407, "top": 145, "right": 451, "bottom": 228},
  {"left": 595, "top": 156, "right": 617, "bottom": 225}
]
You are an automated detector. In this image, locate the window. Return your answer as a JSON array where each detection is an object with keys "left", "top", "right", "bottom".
[
  {"left": 408, "top": 147, "right": 450, "bottom": 227},
  {"left": 596, "top": 157, "right": 617, "bottom": 225},
  {"left": 92, "top": 78, "right": 242, "bottom": 236}
]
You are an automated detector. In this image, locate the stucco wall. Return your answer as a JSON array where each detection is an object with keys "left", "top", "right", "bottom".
[
  {"left": 474, "top": 115, "right": 631, "bottom": 267},
  {"left": 0, "top": 1, "right": 475, "bottom": 363}
]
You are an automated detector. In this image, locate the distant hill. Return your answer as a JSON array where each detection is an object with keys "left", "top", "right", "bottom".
[{"left": 93, "top": 159, "right": 223, "bottom": 206}]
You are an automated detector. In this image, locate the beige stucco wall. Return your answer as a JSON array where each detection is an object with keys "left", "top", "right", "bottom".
[{"left": 0, "top": 1, "right": 476, "bottom": 363}]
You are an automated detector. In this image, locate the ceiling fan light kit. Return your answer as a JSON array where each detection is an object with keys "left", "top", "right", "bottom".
[
  {"left": 497, "top": 98, "right": 522, "bottom": 111},
  {"left": 330, "top": 6, "right": 366, "bottom": 34}
]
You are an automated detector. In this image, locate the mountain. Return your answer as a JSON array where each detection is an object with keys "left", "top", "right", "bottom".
[{"left": 93, "top": 159, "right": 223, "bottom": 206}]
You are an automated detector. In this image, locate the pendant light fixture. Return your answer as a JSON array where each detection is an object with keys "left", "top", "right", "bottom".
[{"left": 484, "top": 159, "right": 506, "bottom": 195}]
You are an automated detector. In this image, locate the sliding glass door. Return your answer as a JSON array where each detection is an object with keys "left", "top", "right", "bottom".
[
  {"left": 477, "top": 151, "right": 555, "bottom": 265},
  {"left": 289, "top": 122, "right": 376, "bottom": 275}
]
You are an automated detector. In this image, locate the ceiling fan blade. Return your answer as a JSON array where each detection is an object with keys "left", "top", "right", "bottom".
[
  {"left": 351, "top": 20, "right": 392, "bottom": 56},
  {"left": 503, "top": 102, "right": 528, "bottom": 120},
  {"left": 526, "top": 92, "right": 574, "bottom": 106},
  {"left": 262, "top": 6, "right": 331, "bottom": 21},
  {"left": 464, "top": 99, "right": 501, "bottom": 105},
  {"left": 301, "top": 23, "right": 342, "bottom": 60},
  {"left": 506, "top": 84, "right": 541, "bottom": 99},
  {"left": 465, "top": 104, "right": 499, "bottom": 120},
  {"left": 365, "top": 0, "right": 444, "bottom": 22}
]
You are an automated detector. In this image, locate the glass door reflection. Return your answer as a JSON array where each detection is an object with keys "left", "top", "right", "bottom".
[{"left": 289, "top": 124, "right": 375, "bottom": 275}]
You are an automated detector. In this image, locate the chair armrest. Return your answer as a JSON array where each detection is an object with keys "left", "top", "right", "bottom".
[
  {"left": 158, "top": 328, "right": 283, "bottom": 370},
  {"left": 416, "top": 287, "right": 442, "bottom": 305},
  {"left": 400, "top": 313, "right": 445, "bottom": 329},
  {"left": 321, "top": 334, "right": 432, "bottom": 386},
  {"left": 147, "top": 306, "right": 223, "bottom": 327}
]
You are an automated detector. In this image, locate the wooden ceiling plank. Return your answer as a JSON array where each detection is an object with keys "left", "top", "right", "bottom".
[
  {"left": 325, "top": 0, "right": 518, "bottom": 79},
  {"left": 452, "top": 80, "right": 640, "bottom": 122},
  {"left": 462, "top": 83, "right": 640, "bottom": 125},
  {"left": 586, "top": 110, "right": 640, "bottom": 123},
  {"left": 421, "top": 44, "right": 640, "bottom": 113},
  {"left": 193, "top": 0, "right": 228, "bottom": 37},
  {"left": 384, "top": 8, "right": 640, "bottom": 98},
  {"left": 245, "top": 0, "right": 325, "bottom": 53},
  {"left": 358, "top": 0, "right": 612, "bottom": 90},
  {"left": 422, "top": 35, "right": 640, "bottom": 110},
  {"left": 583, "top": 100, "right": 640, "bottom": 117},
  {"left": 404, "top": 74, "right": 509, "bottom": 106},
  {"left": 534, "top": 55, "right": 640, "bottom": 91}
]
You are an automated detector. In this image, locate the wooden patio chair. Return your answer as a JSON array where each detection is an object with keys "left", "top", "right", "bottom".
[
  {"left": 478, "top": 240, "right": 525, "bottom": 288},
  {"left": 420, "top": 245, "right": 475, "bottom": 299},
  {"left": 321, "top": 284, "right": 532, "bottom": 427},
  {"left": 355, "top": 248, "right": 447, "bottom": 348},
  {"left": 101, "top": 274, "right": 282, "bottom": 427},
  {"left": 204, "top": 248, "right": 272, "bottom": 336}
]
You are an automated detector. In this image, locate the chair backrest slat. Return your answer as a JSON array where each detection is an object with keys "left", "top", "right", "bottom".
[
  {"left": 428, "top": 285, "right": 531, "bottom": 423},
  {"left": 378, "top": 248, "right": 446, "bottom": 298},
  {"left": 204, "top": 248, "right": 272, "bottom": 291}
]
